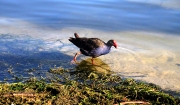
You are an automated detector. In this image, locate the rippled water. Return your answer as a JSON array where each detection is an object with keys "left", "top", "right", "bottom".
[{"left": 0, "top": 0, "right": 180, "bottom": 96}]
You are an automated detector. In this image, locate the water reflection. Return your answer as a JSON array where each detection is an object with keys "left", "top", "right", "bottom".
[{"left": 75, "top": 58, "right": 112, "bottom": 75}]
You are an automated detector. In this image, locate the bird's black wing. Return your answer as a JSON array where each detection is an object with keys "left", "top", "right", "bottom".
[
  {"left": 85, "top": 38, "right": 106, "bottom": 50},
  {"left": 69, "top": 37, "right": 105, "bottom": 52}
]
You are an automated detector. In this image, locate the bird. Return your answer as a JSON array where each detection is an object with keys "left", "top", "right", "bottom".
[{"left": 69, "top": 33, "right": 117, "bottom": 65}]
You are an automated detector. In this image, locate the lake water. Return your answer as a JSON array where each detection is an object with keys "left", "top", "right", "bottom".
[{"left": 0, "top": 0, "right": 180, "bottom": 96}]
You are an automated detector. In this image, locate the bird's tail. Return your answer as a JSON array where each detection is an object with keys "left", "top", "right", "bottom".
[{"left": 74, "top": 33, "right": 80, "bottom": 38}]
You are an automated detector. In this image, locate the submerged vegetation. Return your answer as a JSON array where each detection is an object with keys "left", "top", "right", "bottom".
[{"left": 0, "top": 59, "right": 180, "bottom": 104}]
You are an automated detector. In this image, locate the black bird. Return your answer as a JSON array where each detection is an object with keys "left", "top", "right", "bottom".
[{"left": 69, "top": 33, "right": 117, "bottom": 65}]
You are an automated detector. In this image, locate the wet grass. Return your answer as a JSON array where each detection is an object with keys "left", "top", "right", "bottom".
[{"left": 0, "top": 66, "right": 180, "bottom": 105}]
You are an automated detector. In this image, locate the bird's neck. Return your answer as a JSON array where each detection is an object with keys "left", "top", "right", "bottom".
[{"left": 106, "top": 43, "right": 113, "bottom": 49}]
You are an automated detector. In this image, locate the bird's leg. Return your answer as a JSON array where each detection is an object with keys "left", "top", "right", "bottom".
[
  {"left": 71, "top": 52, "right": 81, "bottom": 64},
  {"left": 73, "top": 52, "right": 82, "bottom": 61},
  {"left": 91, "top": 58, "right": 94, "bottom": 65}
]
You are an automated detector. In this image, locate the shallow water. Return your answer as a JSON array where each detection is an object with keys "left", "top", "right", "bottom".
[{"left": 0, "top": 0, "right": 180, "bottom": 96}]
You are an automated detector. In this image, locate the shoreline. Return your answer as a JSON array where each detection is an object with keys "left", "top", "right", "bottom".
[{"left": 0, "top": 66, "right": 180, "bottom": 104}]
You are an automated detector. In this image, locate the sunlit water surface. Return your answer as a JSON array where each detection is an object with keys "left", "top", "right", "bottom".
[{"left": 0, "top": 0, "right": 180, "bottom": 96}]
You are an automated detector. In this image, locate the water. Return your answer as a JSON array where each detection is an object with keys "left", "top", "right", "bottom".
[{"left": 0, "top": 0, "right": 180, "bottom": 96}]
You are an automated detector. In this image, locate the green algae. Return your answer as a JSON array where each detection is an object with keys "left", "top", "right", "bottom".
[{"left": 0, "top": 59, "right": 180, "bottom": 105}]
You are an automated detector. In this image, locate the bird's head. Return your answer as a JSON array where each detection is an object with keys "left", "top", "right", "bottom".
[{"left": 107, "top": 40, "right": 117, "bottom": 48}]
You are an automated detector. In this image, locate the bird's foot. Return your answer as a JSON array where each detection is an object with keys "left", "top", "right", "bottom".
[
  {"left": 70, "top": 60, "right": 79, "bottom": 65},
  {"left": 91, "top": 63, "right": 99, "bottom": 66}
]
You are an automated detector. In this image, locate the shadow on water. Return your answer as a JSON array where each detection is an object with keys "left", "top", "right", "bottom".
[{"left": 0, "top": 51, "right": 73, "bottom": 83}]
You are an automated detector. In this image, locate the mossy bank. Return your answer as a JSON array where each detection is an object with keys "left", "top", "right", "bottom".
[{"left": 0, "top": 65, "right": 180, "bottom": 105}]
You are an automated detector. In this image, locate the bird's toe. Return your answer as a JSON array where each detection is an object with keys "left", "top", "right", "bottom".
[{"left": 70, "top": 60, "right": 79, "bottom": 65}]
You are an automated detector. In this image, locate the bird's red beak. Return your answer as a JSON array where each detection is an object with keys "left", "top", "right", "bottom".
[
  {"left": 114, "top": 45, "right": 117, "bottom": 48},
  {"left": 113, "top": 40, "right": 117, "bottom": 49}
]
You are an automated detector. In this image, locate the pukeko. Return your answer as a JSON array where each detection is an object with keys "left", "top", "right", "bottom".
[{"left": 69, "top": 33, "right": 117, "bottom": 65}]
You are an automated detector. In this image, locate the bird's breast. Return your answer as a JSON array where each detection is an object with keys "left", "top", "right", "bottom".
[{"left": 91, "top": 46, "right": 110, "bottom": 57}]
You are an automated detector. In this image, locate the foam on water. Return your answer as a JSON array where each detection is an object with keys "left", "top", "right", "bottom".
[{"left": 0, "top": 18, "right": 180, "bottom": 95}]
